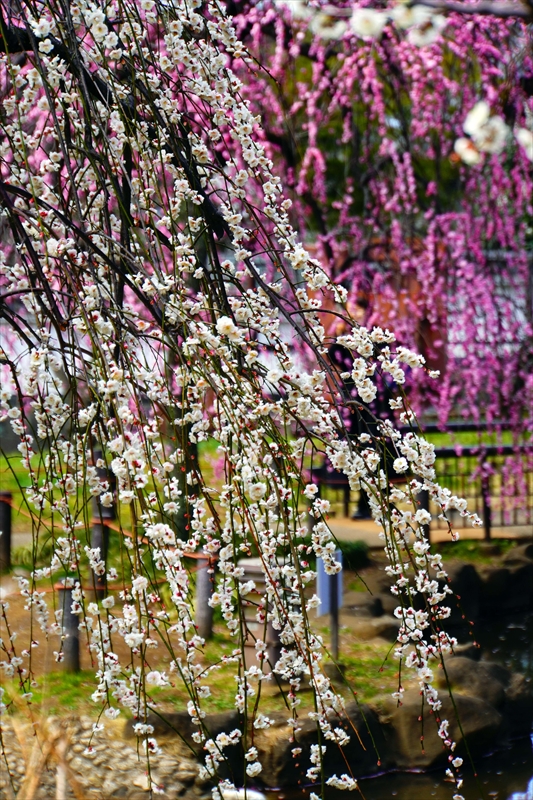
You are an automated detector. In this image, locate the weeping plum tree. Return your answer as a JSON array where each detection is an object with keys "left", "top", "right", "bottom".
[
  {"left": 226, "top": 0, "right": 533, "bottom": 443},
  {"left": 0, "top": 1, "right": 515, "bottom": 798}
]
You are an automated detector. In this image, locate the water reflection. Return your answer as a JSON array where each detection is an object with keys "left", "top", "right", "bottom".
[
  {"left": 267, "top": 739, "right": 533, "bottom": 800},
  {"left": 355, "top": 738, "right": 533, "bottom": 799},
  {"left": 510, "top": 777, "right": 533, "bottom": 800}
]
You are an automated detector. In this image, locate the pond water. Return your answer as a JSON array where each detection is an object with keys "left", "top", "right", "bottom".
[
  {"left": 356, "top": 739, "right": 533, "bottom": 800},
  {"left": 269, "top": 613, "right": 533, "bottom": 800}
]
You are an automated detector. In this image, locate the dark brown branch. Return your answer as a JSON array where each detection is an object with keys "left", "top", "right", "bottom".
[{"left": 411, "top": 0, "right": 532, "bottom": 19}]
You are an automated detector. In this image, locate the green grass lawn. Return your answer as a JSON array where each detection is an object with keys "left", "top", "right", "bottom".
[{"left": 2, "top": 626, "right": 398, "bottom": 719}]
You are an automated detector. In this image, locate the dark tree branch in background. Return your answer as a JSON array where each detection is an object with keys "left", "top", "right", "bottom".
[{"left": 410, "top": 0, "right": 532, "bottom": 18}]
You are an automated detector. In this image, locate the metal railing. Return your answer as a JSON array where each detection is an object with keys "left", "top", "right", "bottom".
[
  {"left": 430, "top": 444, "right": 533, "bottom": 536},
  {"left": 312, "top": 438, "right": 533, "bottom": 540}
]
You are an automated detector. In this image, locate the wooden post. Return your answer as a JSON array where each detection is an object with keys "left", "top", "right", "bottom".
[
  {"left": 238, "top": 557, "right": 282, "bottom": 671},
  {"left": 90, "top": 516, "right": 109, "bottom": 601},
  {"left": 481, "top": 459, "right": 492, "bottom": 542},
  {"left": 195, "top": 556, "right": 214, "bottom": 640},
  {"left": 316, "top": 551, "right": 343, "bottom": 661},
  {"left": 91, "top": 454, "right": 116, "bottom": 599},
  {"left": 0, "top": 492, "right": 12, "bottom": 573},
  {"left": 56, "top": 583, "right": 80, "bottom": 673},
  {"left": 419, "top": 488, "right": 431, "bottom": 544},
  {"left": 330, "top": 564, "right": 339, "bottom": 662}
]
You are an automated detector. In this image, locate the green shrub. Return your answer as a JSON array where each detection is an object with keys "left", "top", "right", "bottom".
[{"left": 338, "top": 539, "right": 370, "bottom": 571}]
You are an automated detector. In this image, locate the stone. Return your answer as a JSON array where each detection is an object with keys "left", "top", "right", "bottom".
[
  {"left": 478, "top": 566, "right": 510, "bottom": 609},
  {"left": 133, "top": 773, "right": 151, "bottom": 790},
  {"left": 125, "top": 710, "right": 241, "bottom": 748},
  {"left": 69, "top": 756, "right": 85, "bottom": 772},
  {"left": 452, "top": 642, "right": 481, "bottom": 661},
  {"left": 444, "top": 561, "right": 482, "bottom": 624},
  {"left": 342, "top": 591, "right": 383, "bottom": 617},
  {"left": 373, "top": 688, "right": 503, "bottom": 769},
  {"left": 161, "top": 785, "right": 185, "bottom": 799},
  {"left": 502, "top": 672, "right": 533, "bottom": 738},
  {"left": 502, "top": 542, "right": 533, "bottom": 563},
  {"left": 176, "top": 769, "right": 198, "bottom": 785},
  {"left": 340, "top": 614, "right": 400, "bottom": 641},
  {"left": 324, "top": 661, "right": 347, "bottom": 684},
  {"left": 125, "top": 710, "right": 244, "bottom": 781},
  {"left": 481, "top": 660, "right": 512, "bottom": 687},
  {"left": 436, "top": 656, "right": 507, "bottom": 708},
  {"left": 478, "top": 563, "right": 533, "bottom": 612},
  {"left": 377, "top": 591, "right": 400, "bottom": 616},
  {"left": 254, "top": 702, "right": 392, "bottom": 788}
]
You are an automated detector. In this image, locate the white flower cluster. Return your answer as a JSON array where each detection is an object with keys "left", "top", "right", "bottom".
[
  {"left": 455, "top": 100, "right": 533, "bottom": 167},
  {"left": 455, "top": 100, "right": 510, "bottom": 164},
  {"left": 276, "top": 1, "right": 447, "bottom": 47}
]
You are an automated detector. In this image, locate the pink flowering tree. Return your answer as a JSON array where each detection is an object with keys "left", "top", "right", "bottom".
[
  {"left": 0, "top": 1, "right": 521, "bottom": 798},
  {"left": 226, "top": 0, "right": 533, "bottom": 437}
]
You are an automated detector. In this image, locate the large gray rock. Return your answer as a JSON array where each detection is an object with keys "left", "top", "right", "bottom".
[
  {"left": 377, "top": 591, "right": 400, "bottom": 616},
  {"left": 373, "top": 688, "right": 503, "bottom": 769},
  {"left": 502, "top": 542, "right": 533, "bottom": 564},
  {"left": 452, "top": 642, "right": 481, "bottom": 661},
  {"left": 362, "top": 560, "right": 482, "bottom": 624},
  {"left": 342, "top": 591, "right": 384, "bottom": 618},
  {"left": 254, "top": 702, "right": 392, "bottom": 788},
  {"left": 478, "top": 564, "right": 533, "bottom": 612},
  {"left": 477, "top": 565, "right": 511, "bottom": 610},
  {"left": 340, "top": 614, "right": 400, "bottom": 641},
  {"left": 504, "top": 672, "right": 533, "bottom": 737},
  {"left": 444, "top": 561, "right": 482, "bottom": 624},
  {"left": 436, "top": 656, "right": 507, "bottom": 708}
]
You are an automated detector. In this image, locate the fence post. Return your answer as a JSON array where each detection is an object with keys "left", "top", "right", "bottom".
[
  {"left": 238, "top": 557, "right": 282, "bottom": 671},
  {"left": 330, "top": 563, "right": 339, "bottom": 662},
  {"left": 56, "top": 582, "right": 80, "bottom": 673},
  {"left": 316, "top": 550, "right": 343, "bottom": 663},
  {"left": 91, "top": 455, "right": 116, "bottom": 600},
  {"left": 481, "top": 457, "right": 492, "bottom": 542},
  {"left": 419, "top": 488, "right": 431, "bottom": 545},
  {"left": 0, "top": 492, "right": 12, "bottom": 573},
  {"left": 195, "top": 556, "right": 215, "bottom": 640}
]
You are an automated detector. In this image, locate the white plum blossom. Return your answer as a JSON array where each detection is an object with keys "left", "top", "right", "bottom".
[
  {"left": 216, "top": 316, "right": 242, "bottom": 342},
  {"left": 390, "top": 4, "right": 433, "bottom": 29},
  {"left": 275, "top": 0, "right": 312, "bottom": 20},
  {"left": 350, "top": 8, "right": 388, "bottom": 39},
  {"left": 248, "top": 483, "right": 267, "bottom": 501},
  {"left": 463, "top": 100, "right": 491, "bottom": 136},
  {"left": 454, "top": 136, "right": 482, "bottom": 164},
  {"left": 473, "top": 115, "right": 509, "bottom": 154},
  {"left": 393, "top": 457, "right": 409, "bottom": 473},
  {"left": 516, "top": 127, "right": 533, "bottom": 161},
  {"left": 462, "top": 101, "right": 509, "bottom": 154},
  {"left": 407, "top": 13, "right": 447, "bottom": 47},
  {"left": 309, "top": 13, "right": 348, "bottom": 40}
]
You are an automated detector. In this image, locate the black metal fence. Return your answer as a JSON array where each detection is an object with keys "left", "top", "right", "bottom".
[
  {"left": 312, "top": 423, "right": 533, "bottom": 539},
  {"left": 430, "top": 444, "right": 533, "bottom": 534}
]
